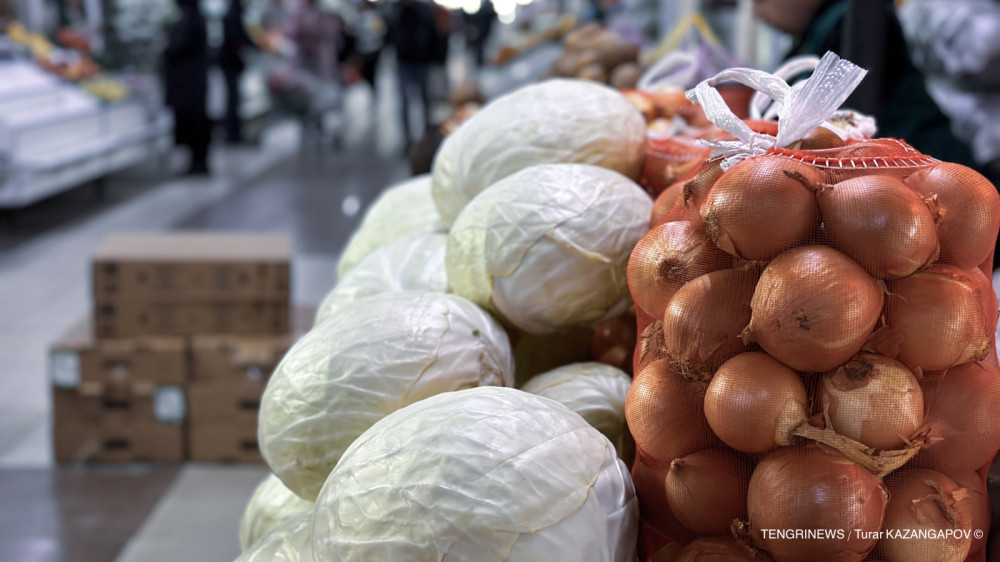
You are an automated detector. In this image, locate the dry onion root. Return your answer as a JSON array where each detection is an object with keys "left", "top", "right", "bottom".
[
  {"left": 661, "top": 266, "right": 759, "bottom": 380},
  {"left": 879, "top": 468, "right": 973, "bottom": 562},
  {"left": 672, "top": 536, "right": 767, "bottom": 561},
  {"left": 745, "top": 443, "right": 888, "bottom": 562},
  {"left": 809, "top": 173, "right": 940, "bottom": 280},
  {"left": 699, "top": 155, "right": 821, "bottom": 260},
  {"left": 905, "top": 161, "right": 1000, "bottom": 269},
  {"left": 817, "top": 352, "right": 925, "bottom": 451},
  {"left": 871, "top": 264, "right": 998, "bottom": 373},
  {"left": 743, "top": 245, "right": 884, "bottom": 373},
  {"left": 704, "top": 352, "right": 922, "bottom": 475},
  {"left": 626, "top": 220, "right": 731, "bottom": 322}
]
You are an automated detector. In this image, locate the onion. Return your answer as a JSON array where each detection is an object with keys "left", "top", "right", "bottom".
[
  {"left": 625, "top": 359, "right": 716, "bottom": 465},
  {"left": 880, "top": 468, "right": 973, "bottom": 562},
  {"left": 634, "top": 316, "right": 666, "bottom": 375},
  {"left": 630, "top": 455, "right": 697, "bottom": 544},
  {"left": 786, "top": 126, "right": 847, "bottom": 150},
  {"left": 650, "top": 181, "right": 684, "bottom": 228},
  {"left": 745, "top": 245, "right": 884, "bottom": 373},
  {"left": 747, "top": 443, "right": 888, "bottom": 562},
  {"left": 673, "top": 536, "right": 768, "bottom": 561},
  {"left": 680, "top": 159, "right": 724, "bottom": 213},
  {"left": 699, "top": 154, "right": 821, "bottom": 260},
  {"left": 950, "top": 470, "right": 992, "bottom": 561},
  {"left": 641, "top": 136, "right": 712, "bottom": 199},
  {"left": 705, "top": 352, "right": 916, "bottom": 473},
  {"left": 905, "top": 162, "right": 1000, "bottom": 269},
  {"left": 872, "top": 264, "right": 997, "bottom": 373},
  {"left": 704, "top": 352, "right": 809, "bottom": 453},
  {"left": 814, "top": 174, "right": 939, "bottom": 279},
  {"left": 915, "top": 361, "right": 1000, "bottom": 475},
  {"left": 662, "top": 267, "right": 759, "bottom": 380},
  {"left": 589, "top": 311, "right": 636, "bottom": 374},
  {"left": 817, "top": 352, "right": 925, "bottom": 451},
  {"left": 664, "top": 448, "right": 749, "bottom": 535},
  {"left": 626, "top": 220, "right": 732, "bottom": 322}
]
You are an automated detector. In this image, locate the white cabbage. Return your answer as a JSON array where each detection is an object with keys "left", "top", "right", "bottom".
[
  {"left": 259, "top": 291, "right": 515, "bottom": 500},
  {"left": 337, "top": 174, "right": 447, "bottom": 279},
  {"left": 447, "top": 163, "right": 653, "bottom": 335},
  {"left": 316, "top": 233, "right": 448, "bottom": 326},
  {"left": 521, "top": 362, "right": 632, "bottom": 460},
  {"left": 431, "top": 78, "right": 647, "bottom": 227},
  {"left": 235, "top": 511, "right": 314, "bottom": 562},
  {"left": 238, "top": 473, "right": 315, "bottom": 551},
  {"left": 311, "top": 386, "right": 639, "bottom": 562}
]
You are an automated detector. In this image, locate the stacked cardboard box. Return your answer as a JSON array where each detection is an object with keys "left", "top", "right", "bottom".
[{"left": 51, "top": 232, "right": 294, "bottom": 463}]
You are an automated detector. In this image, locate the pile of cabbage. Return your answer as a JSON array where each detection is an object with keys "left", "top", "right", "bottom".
[{"left": 238, "top": 78, "right": 654, "bottom": 561}]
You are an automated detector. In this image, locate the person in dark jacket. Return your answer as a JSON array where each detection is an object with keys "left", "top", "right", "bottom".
[
  {"left": 219, "top": 0, "right": 257, "bottom": 144},
  {"left": 754, "top": 0, "right": 979, "bottom": 169},
  {"left": 163, "top": 0, "right": 211, "bottom": 175},
  {"left": 385, "top": 0, "right": 437, "bottom": 149}
]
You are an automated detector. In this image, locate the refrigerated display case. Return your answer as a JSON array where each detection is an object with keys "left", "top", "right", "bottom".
[{"left": 0, "top": 57, "right": 172, "bottom": 208}]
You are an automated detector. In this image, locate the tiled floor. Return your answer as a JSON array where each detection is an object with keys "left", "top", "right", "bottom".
[{"left": 0, "top": 41, "right": 561, "bottom": 562}]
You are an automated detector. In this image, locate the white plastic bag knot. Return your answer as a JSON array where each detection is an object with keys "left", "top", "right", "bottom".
[{"left": 686, "top": 51, "right": 868, "bottom": 170}]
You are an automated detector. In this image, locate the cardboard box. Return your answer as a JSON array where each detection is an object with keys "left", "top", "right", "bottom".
[
  {"left": 189, "top": 421, "right": 263, "bottom": 463},
  {"left": 187, "top": 378, "right": 266, "bottom": 424},
  {"left": 49, "top": 319, "right": 188, "bottom": 388},
  {"left": 190, "top": 334, "right": 292, "bottom": 381},
  {"left": 93, "top": 300, "right": 290, "bottom": 338},
  {"left": 92, "top": 232, "right": 292, "bottom": 302},
  {"left": 52, "top": 383, "right": 187, "bottom": 463},
  {"left": 53, "top": 420, "right": 185, "bottom": 463}
]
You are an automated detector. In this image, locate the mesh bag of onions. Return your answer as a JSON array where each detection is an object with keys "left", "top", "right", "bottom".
[{"left": 624, "top": 52, "right": 1000, "bottom": 562}]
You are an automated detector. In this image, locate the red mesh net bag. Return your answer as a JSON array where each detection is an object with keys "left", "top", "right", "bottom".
[{"left": 624, "top": 52, "right": 1000, "bottom": 561}]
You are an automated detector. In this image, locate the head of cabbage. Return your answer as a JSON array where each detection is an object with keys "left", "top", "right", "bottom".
[
  {"left": 337, "top": 174, "right": 446, "bottom": 280},
  {"left": 521, "top": 362, "right": 633, "bottom": 460},
  {"left": 431, "top": 78, "right": 647, "bottom": 227},
  {"left": 259, "top": 291, "right": 515, "bottom": 500},
  {"left": 311, "top": 386, "right": 639, "bottom": 562},
  {"left": 316, "top": 232, "right": 448, "bottom": 326},
  {"left": 238, "top": 473, "right": 315, "bottom": 552},
  {"left": 446, "top": 162, "right": 653, "bottom": 335}
]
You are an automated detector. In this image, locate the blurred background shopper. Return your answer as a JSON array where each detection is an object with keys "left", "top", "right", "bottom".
[{"left": 162, "top": 0, "right": 212, "bottom": 176}]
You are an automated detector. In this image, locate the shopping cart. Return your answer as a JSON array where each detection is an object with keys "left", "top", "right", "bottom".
[{"left": 264, "top": 56, "right": 343, "bottom": 149}]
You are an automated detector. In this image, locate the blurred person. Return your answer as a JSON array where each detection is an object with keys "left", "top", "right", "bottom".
[
  {"left": 219, "top": 0, "right": 258, "bottom": 144},
  {"left": 162, "top": 0, "right": 212, "bottom": 176},
  {"left": 286, "top": 0, "right": 340, "bottom": 82},
  {"left": 349, "top": 0, "right": 386, "bottom": 94},
  {"left": 752, "top": 0, "right": 979, "bottom": 170},
  {"left": 463, "top": 0, "right": 495, "bottom": 68},
  {"left": 385, "top": 0, "right": 438, "bottom": 150}
]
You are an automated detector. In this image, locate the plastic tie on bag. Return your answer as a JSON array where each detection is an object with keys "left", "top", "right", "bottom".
[{"left": 686, "top": 51, "right": 868, "bottom": 170}]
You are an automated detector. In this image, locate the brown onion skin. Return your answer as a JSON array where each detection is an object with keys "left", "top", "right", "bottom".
[
  {"left": 879, "top": 468, "right": 973, "bottom": 562},
  {"left": 700, "top": 155, "right": 822, "bottom": 260},
  {"left": 874, "top": 264, "right": 997, "bottom": 373},
  {"left": 626, "top": 359, "right": 717, "bottom": 465},
  {"left": 905, "top": 161, "right": 1000, "bottom": 270},
  {"left": 627, "top": 220, "right": 732, "bottom": 322},
  {"left": 704, "top": 352, "right": 808, "bottom": 453},
  {"left": 680, "top": 159, "right": 725, "bottom": 218},
  {"left": 915, "top": 361, "right": 1000, "bottom": 476},
  {"left": 746, "top": 245, "right": 884, "bottom": 373},
  {"left": 950, "top": 470, "right": 991, "bottom": 561},
  {"left": 664, "top": 448, "right": 750, "bottom": 535},
  {"left": 817, "top": 352, "right": 924, "bottom": 451},
  {"left": 816, "top": 174, "right": 939, "bottom": 280},
  {"left": 748, "top": 444, "right": 888, "bottom": 562},
  {"left": 631, "top": 453, "right": 698, "bottom": 544},
  {"left": 662, "top": 267, "right": 759, "bottom": 380},
  {"left": 650, "top": 181, "right": 684, "bottom": 228},
  {"left": 787, "top": 126, "right": 847, "bottom": 150},
  {"left": 673, "top": 536, "right": 768, "bottom": 561}
]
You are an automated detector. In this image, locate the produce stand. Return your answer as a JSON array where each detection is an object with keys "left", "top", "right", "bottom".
[{"left": 0, "top": 56, "right": 172, "bottom": 209}]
